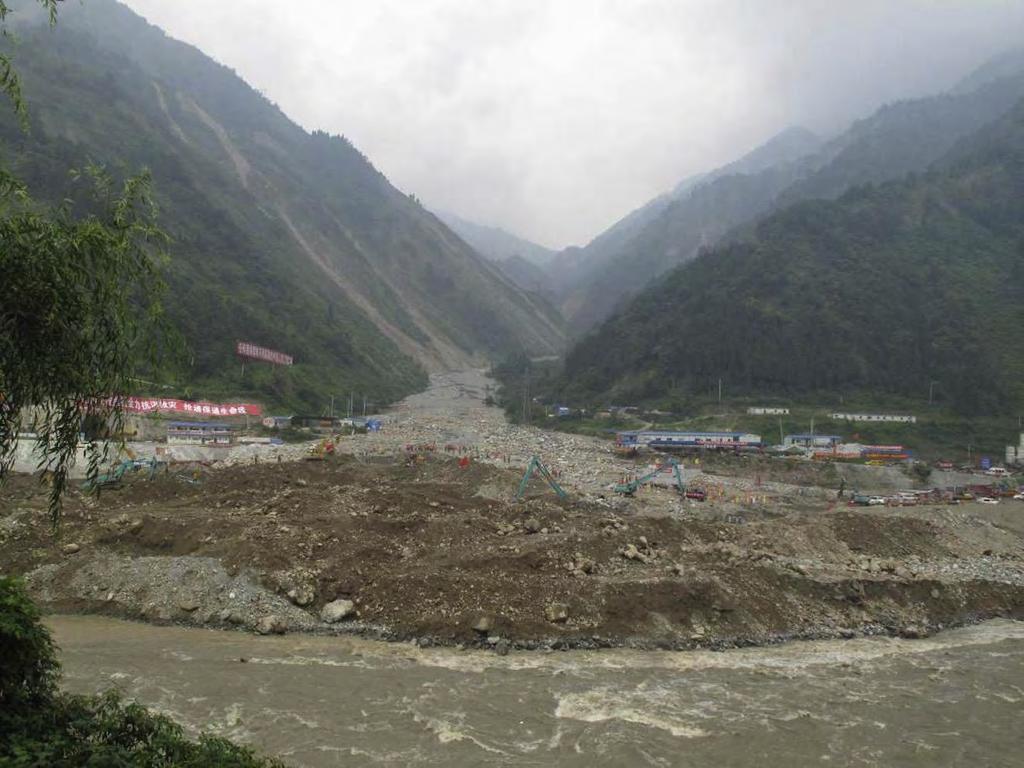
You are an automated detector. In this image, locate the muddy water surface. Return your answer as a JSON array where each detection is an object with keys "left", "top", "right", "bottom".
[{"left": 49, "top": 616, "right": 1024, "bottom": 767}]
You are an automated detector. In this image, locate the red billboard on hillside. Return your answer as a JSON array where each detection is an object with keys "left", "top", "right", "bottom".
[{"left": 236, "top": 341, "right": 293, "bottom": 366}]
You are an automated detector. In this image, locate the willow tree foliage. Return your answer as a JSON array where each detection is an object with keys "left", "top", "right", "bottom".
[
  {"left": 0, "top": 0, "right": 173, "bottom": 523},
  {"left": 0, "top": 0, "right": 57, "bottom": 127}
]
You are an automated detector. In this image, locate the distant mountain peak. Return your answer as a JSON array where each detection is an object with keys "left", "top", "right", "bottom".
[{"left": 434, "top": 210, "right": 555, "bottom": 267}]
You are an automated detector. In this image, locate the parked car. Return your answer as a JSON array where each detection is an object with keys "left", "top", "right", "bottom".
[
  {"left": 1013, "top": 493, "right": 1024, "bottom": 501},
  {"left": 978, "top": 496, "right": 1000, "bottom": 505},
  {"left": 985, "top": 467, "right": 1010, "bottom": 478},
  {"left": 868, "top": 496, "right": 886, "bottom": 506}
]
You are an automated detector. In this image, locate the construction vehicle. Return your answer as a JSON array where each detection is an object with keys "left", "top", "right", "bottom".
[
  {"left": 515, "top": 455, "right": 567, "bottom": 501},
  {"left": 614, "top": 457, "right": 688, "bottom": 497},
  {"left": 81, "top": 457, "right": 162, "bottom": 491},
  {"left": 306, "top": 437, "right": 336, "bottom": 461}
]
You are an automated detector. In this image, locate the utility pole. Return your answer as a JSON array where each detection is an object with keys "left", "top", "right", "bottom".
[
  {"left": 810, "top": 416, "right": 815, "bottom": 437},
  {"left": 522, "top": 365, "right": 531, "bottom": 424},
  {"left": 362, "top": 395, "right": 367, "bottom": 417},
  {"left": 718, "top": 378, "right": 722, "bottom": 405},
  {"left": 330, "top": 395, "right": 335, "bottom": 418},
  {"left": 778, "top": 417, "right": 784, "bottom": 446},
  {"left": 929, "top": 381, "right": 937, "bottom": 405}
]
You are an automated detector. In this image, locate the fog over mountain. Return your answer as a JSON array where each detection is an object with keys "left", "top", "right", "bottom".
[{"left": 121, "top": 1, "right": 1024, "bottom": 247}]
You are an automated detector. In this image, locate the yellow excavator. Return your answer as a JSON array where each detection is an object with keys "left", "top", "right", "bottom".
[{"left": 306, "top": 436, "right": 336, "bottom": 461}]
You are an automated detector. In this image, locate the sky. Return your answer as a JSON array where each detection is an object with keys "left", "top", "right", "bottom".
[{"left": 121, "top": 1, "right": 1024, "bottom": 249}]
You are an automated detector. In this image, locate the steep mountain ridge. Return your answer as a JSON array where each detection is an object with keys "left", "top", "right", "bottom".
[
  {"left": 2, "top": 0, "right": 564, "bottom": 409},
  {"left": 435, "top": 210, "right": 556, "bottom": 267},
  {"left": 553, "top": 127, "right": 822, "bottom": 332},
  {"left": 561, "top": 98, "right": 1024, "bottom": 416},
  {"left": 777, "top": 71, "right": 1024, "bottom": 206},
  {"left": 555, "top": 54, "right": 1024, "bottom": 336},
  {"left": 548, "top": 127, "right": 821, "bottom": 298}
]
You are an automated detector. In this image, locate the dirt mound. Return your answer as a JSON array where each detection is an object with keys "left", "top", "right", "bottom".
[{"left": 3, "top": 452, "right": 1024, "bottom": 650}]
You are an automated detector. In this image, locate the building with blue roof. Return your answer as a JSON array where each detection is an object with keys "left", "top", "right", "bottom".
[{"left": 616, "top": 430, "right": 763, "bottom": 452}]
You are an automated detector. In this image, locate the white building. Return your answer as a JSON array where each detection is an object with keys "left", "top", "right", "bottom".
[
  {"left": 783, "top": 434, "right": 842, "bottom": 449},
  {"left": 167, "top": 421, "right": 233, "bottom": 446},
  {"left": 830, "top": 412, "right": 916, "bottom": 424},
  {"left": 1007, "top": 433, "right": 1024, "bottom": 466},
  {"left": 747, "top": 407, "right": 790, "bottom": 415}
]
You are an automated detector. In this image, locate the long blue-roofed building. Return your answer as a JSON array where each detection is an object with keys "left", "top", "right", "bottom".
[{"left": 616, "top": 430, "right": 763, "bottom": 453}]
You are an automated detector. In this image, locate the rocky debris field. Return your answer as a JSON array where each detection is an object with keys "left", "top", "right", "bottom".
[
  {"left": 3, "top": 447, "right": 1024, "bottom": 651},
  {"left": 4, "top": 370, "right": 1024, "bottom": 651}
]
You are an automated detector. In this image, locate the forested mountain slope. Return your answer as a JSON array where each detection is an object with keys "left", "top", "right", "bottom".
[
  {"left": 559, "top": 160, "right": 810, "bottom": 333},
  {"left": 549, "top": 127, "right": 821, "bottom": 327},
  {"left": 777, "top": 71, "right": 1024, "bottom": 206},
  {"left": 561, "top": 100, "right": 1024, "bottom": 416},
  {"left": 557, "top": 58, "right": 1024, "bottom": 336},
  {"left": 1, "top": 0, "right": 563, "bottom": 410}
]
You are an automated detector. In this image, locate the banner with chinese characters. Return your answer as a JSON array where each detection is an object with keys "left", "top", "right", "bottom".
[
  {"left": 236, "top": 341, "right": 293, "bottom": 366},
  {"left": 118, "top": 397, "right": 262, "bottom": 417}
]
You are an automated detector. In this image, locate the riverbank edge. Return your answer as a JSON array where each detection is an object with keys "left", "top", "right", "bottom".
[{"left": 39, "top": 597, "right": 1024, "bottom": 654}]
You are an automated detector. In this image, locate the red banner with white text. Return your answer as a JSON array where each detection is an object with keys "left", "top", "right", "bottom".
[{"left": 117, "top": 397, "right": 262, "bottom": 417}]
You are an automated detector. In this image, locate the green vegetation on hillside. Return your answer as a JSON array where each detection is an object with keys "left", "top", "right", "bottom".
[
  {"left": 560, "top": 99, "right": 1024, "bottom": 422},
  {"left": 0, "top": 10, "right": 423, "bottom": 412},
  {"left": 1, "top": 0, "right": 184, "bottom": 524},
  {"left": 777, "top": 73, "right": 1024, "bottom": 206},
  {"left": 492, "top": 354, "right": 1018, "bottom": 461},
  {"left": 1, "top": 0, "right": 564, "bottom": 414},
  {"left": 554, "top": 61, "right": 1024, "bottom": 337}
]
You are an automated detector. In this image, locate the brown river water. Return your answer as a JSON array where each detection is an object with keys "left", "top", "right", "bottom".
[{"left": 49, "top": 616, "right": 1024, "bottom": 767}]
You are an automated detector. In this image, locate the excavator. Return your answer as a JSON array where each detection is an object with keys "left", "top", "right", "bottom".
[
  {"left": 305, "top": 436, "right": 336, "bottom": 461},
  {"left": 614, "top": 457, "right": 705, "bottom": 500},
  {"left": 515, "top": 455, "right": 567, "bottom": 501},
  {"left": 81, "top": 456, "right": 163, "bottom": 491}
]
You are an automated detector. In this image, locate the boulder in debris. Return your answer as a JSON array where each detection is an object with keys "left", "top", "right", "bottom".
[
  {"left": 545, "top": 603, "right": 569, "bottom": 623},
  {"left": 255, "top": 615, "right": 287, "bottom": 635},
  {"left": 321, "top": 599, "right": 357, "bottom": 623}
]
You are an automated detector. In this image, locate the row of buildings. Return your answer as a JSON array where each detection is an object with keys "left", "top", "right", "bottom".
[
  {"left": 615, "top": 430, "right": 911, "bottom": 462},
  {"left": 746, "top": 407, "right": 917, "bottom": 423},
  {"left": 163, "top": 414, "right": 386, "bottom": 446}
]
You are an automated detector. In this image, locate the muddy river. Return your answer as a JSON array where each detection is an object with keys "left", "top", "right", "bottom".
[{"left": 49, "top": 616, "right": 1024, "bottom": 767}]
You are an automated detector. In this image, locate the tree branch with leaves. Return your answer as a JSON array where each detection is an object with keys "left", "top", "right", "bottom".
[{"left": 0, "top": 0, "right": 176, "bottom": 524}]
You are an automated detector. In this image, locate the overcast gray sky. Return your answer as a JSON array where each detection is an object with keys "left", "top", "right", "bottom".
[{"left": 122, "top": 1, "right": 1024, "bottom": 248}]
